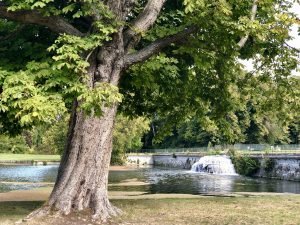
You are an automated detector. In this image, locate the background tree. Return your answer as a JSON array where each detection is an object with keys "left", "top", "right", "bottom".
[
  {"left": 0, "top": 133, "right": 28, "bottom": 153},
  {"left": 289, "top": 118, "right": 300, "bottom": 144},
  {"left": 143, "top": 76, "right": 300, "bottom": 148},
  {"left": 0, "top": 0, "right": 299, "bottom": 222},
  {"left": 112, "top": 114, "right": 150, "bottom": 164}
]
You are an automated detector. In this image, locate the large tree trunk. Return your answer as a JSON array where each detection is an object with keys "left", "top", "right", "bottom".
[
  {"left": 47, "top": 103, "right": 119, "bottom": 220},
  {"left": 28, "top": 104, "right": 120, "bottom": 222},
  {"left": 27, "top": 33, "right": 124, "bottom": 222}
]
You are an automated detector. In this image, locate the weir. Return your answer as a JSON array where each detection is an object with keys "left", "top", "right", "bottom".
[
  {"left": 127, "top": 153, "right": 300, "bottom": 181},
  {"left": 191, "top": 155, "right": 237, "bottom": 175}
]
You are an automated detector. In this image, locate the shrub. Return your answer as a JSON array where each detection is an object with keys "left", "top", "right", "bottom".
[
  {"left": 263, "top": 158, "right": 276, "bottom": 172},
  {"left": 0, "top": 134, "right": 29, "bottom": 153},
  {"left": 229, "top": 149, "right": 260, "bottom": 176},
  {"left": 207, "top": 149, "right": 222, "bottom": 155},
  {"left": 38, "top": 118, "right": 68, "bottom": 155},
  {"left": 111, "top": 115, "right": 150, "bottom": 165}
]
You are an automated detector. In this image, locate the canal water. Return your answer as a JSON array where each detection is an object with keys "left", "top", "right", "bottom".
[{"left": 1, "top": 165, "right": 300, "bottom": 194}]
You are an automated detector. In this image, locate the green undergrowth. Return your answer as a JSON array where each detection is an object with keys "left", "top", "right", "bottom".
[{"left": 228, "top": 149, "right": 260, "bottom": 176}]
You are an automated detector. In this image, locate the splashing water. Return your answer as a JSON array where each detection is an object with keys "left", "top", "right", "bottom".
[{"left": 191, "top": 155, "right": 237, "bottom": 175}]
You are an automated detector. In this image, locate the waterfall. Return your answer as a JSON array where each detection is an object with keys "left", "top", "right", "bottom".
[{"left": 191, "top": 155, "right": 237, "bottom": 175}]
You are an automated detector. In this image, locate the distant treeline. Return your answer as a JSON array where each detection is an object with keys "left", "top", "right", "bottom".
[
  {"left": 143, "top": 116, "right": 300, "bottom": 149},
  {"left": 0, "top": 114, "right": 149, "bottom": 165}
]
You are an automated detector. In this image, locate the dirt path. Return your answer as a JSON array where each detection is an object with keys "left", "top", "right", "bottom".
[
  {"left": 1, "top": 186, "right": 298, "bottom": 202},
  {"left": 109, "top": 165, "right": 142, "bottom": 171},
  {"left": 0, "top": 188, "right": 50, "bottom": 202}
]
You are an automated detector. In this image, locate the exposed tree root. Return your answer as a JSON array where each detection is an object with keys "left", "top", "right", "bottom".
[
  {"left": 18, "top": 203, "right": 122, "bottom": 225},
  {"left": 23, "top": 205, "right": 52, "bottom": 221},
  {"left": 92, "top": 202, "right": 122, "bottom": 222}
]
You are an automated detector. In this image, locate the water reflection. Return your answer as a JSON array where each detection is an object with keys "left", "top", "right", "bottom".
[
  {"left": 108, "top": 168, "right": 300, "bottom": 194},
  {"left": 1, "top": 165, "right": 300, "bottom": 195},
  {"left": 0, "top": 165, "right": 58, "bottom": 192},
  {"left": 0, "top": 165, "right": 58, "bottom": 182}
]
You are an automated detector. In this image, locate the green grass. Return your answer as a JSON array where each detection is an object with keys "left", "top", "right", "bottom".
[
  {"left": 129, "top": 150, "right": 300, "bottom": 155},
  {"left": 0, "top": 201, "right": 43, "bottom": 224},
  {"left": 112, "top": 196, "right": 300, "bottom": 225},
  {"left": 0, "top": 154, "right": 60, "bottom": 162},
  {"left": 236, "top": 150, "right": 300, "bottom": 155},
  {"left": 2, "top": 196, "right": 300, "bottom": 225}
]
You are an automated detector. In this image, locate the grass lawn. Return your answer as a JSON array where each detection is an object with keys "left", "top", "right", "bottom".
[
  {"left": 113, "top": 197, "right": 300, "bottom": 225},
  {"left": 0, "top": 201, "right": 43, "bottom": 225},
  {"left": 0, "top": 154, "right": 60, "bottom": 162},
  {"left": 1, "top": 195, "right": 300, "bottom": 225},
  {"left": 129, "top": 150, "right": 300, "bottom": 155}
]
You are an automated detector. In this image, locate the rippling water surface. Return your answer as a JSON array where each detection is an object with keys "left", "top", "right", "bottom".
[
  {"left": 0, "top": 165, "right": 58, "bottom": 192},
  {"left": 1, "top": 165, "right": 300, "bottom": 194}
]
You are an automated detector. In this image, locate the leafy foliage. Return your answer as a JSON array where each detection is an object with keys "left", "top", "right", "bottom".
[
  {"left": 0, "top": 0, "right": 299, "bottom": 150},
  {"left": 36, "top": 117, "right": 68, "bottom": 154},
  {"left": 0, "top": 134, "right": 29, "bottom": 153},
  {"left": 112, "top": 114, "right": 150, "bottom": 165},
  {"left": 262, "top": 157, "right": 276, "bottom": 173},
  {"left": 0, "top": 114, "right": 149, "bottom": 163},
  {"left": 141, "top": 73, "right": 300, "bottom": 148},
  {"left": 120, "top": 0, "right": 299, "bottom": 145},
  {"left": 229, "top": 149, "right": 260, "bottom": 176},
  {"left": 0, "top": 0, "right": 121, "bottom": 132}
]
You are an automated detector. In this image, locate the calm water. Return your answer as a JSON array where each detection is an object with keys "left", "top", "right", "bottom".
[
  {"left": 0, "top": 165, "right": 58, "bottom": 192},
  {"left": 1, "top": 165, "right": 300, "bottom": 194}
]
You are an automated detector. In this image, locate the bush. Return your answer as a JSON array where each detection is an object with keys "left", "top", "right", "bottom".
[
  {"left": 263, "top": 158, "right": 275, "bottom": 172},
  {"left": 38, "top": 118, "right": 68, "bottom": 155},
  {"left": 0, "top": 134, "right": 29, "bottom": 153},
  {"left": 112, "top": 115, "right": 150, "bottom": 165},
  {"left": 207, "top": 149, "right": 222, "bottom": 155},
  {"left": 229, "top": 149, "right": 260, "bottom": 176}
]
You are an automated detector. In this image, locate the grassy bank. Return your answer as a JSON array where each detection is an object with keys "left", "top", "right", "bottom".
[
  {"left": 1, "top": 195, "right": 300, "bottom": 225},
  {"left": 0, "top": 154, "right": 60, "bottom": 162}
]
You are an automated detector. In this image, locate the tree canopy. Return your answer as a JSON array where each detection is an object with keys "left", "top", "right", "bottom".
[{"left": 0, "top": 0, "right": 298, "bottom": 138}]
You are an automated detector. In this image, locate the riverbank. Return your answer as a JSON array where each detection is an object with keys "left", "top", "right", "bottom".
[
  {"left": 0, "top": 154, "right": 61, "bottom": 162},
  {"left": 1, "top": 194, "right": 300, "bottom": 225},
  {"left": 0, "top": 154, "right": 61, "bottom": 165}
]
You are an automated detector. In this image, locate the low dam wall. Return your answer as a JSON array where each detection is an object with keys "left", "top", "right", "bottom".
[
  {"left": 254, "top": 155, "right": 300, "bottom": 181},
  {"left": 127, "top": 153, "right": 204, "bottom": 170},
  {"left": 127, "top": 153, "right": 300, "bottom": 181},
  {"left": 127, "top": 155, "right": 154, "bottom": 166}
]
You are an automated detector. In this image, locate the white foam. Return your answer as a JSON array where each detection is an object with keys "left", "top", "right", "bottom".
[{"left": 191, "top": 155, "right": 237, "bottom": 175}]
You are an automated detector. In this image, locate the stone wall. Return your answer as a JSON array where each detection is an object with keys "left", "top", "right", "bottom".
[
  {"left": 254, "top": 155, "right": 300, "bottom": 181},
  {"left": 127, "top": 154, "right": 154, "bottom": 166},
  {"left": 127, "top": 153, "right": 203, "bottom": 169},
  {"left": 152, "top": 154, "right": 201, "bottom": 169}
]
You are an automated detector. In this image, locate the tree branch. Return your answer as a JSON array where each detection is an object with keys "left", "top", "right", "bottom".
[
  {"left": 124, "top": 26, "right": 197, "bottom": 66},
  {"left": 0, "top": 5, "right": 84, "bottom": 37},
  {"left": 123, "top": 0, "right": 167, "bottom": 51},
  {"left": 237, "top": 0, "right": 258, "bottom": 48},
  {"left": 284, "top": 41, "right": 300, "bottom": 53}
]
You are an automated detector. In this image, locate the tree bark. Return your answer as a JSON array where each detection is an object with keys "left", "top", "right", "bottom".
[
  {"left": 26, "top": 104, "right": 120, "bottom": 222},
  {"left": 46, "top": 103, "right": 119, "bottom": 220}
]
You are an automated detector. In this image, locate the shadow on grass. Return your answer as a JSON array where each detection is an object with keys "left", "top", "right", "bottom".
[{"left": 0, "top": 201, "right": 44, "bottom": 223}]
